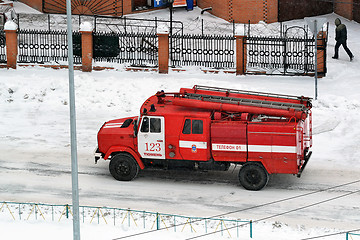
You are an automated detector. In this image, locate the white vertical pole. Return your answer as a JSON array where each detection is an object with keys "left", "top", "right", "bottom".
[
  {"left": 65, "top": 0, "right": 80, "bottom": 239},
  {"left": 314, "top": 20, "right": 318, "bottom": 100}
]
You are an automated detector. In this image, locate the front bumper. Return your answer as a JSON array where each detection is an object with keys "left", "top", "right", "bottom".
[{"left": 94, "top": 147, "right": 103, "bottom": 164}]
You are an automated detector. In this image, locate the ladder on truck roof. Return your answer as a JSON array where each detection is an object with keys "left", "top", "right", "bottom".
[
  {"left": 193, "top": 85, "right": 312, "bottom": 103},
  {"left": 183, "top": 93, "right": 307, "bottom": 112}
]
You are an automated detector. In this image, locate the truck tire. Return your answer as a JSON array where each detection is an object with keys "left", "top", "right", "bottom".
[
  {"left": 239, "top": 162, "right": 269, "bottom": 191},
  {"left": 109, "top": 153, "right": 139, "bottom": 181}
]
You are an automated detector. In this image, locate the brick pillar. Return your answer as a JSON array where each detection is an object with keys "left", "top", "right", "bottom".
[
  {"left": 235, "top": 35, "right": 247, "bottom": 75},
  {"left": 317, "top": 31, "right": 327, "bottom": 77},
  {"left": 80, "top": 22, "right": 94, "bottom": 72},
  {"left": 5, "top": 29, "right": 17, "bottom": 69},
  {"left": 157, "top": 32, "right": 169, "bottom": 74},
  {"left": 80, "top": 30, "right": 93, "bottom": 72}
]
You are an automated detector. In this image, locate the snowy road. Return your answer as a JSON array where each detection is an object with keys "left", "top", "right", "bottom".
[{"left": 1, "top": 146, "right": 359, "bottom": 231}]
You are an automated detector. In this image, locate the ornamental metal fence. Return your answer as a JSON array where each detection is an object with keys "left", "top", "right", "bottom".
[
  {"left": 0, "top": 30, "right": 5, "bottom": 63},
  {"left": 93, "top": 31, "right": 158, "bottom": 67},
  {"left": 245, "top": 36, "right": 316, "bottom": 75},
  {"left": 2, "top": 25, "right": 325, "bottom": 75},
  {"left": 17, "top": 29, "right": 82, "bottom": 64},
  {"left": 0, "top": 201, "right": 253, "bottom": 239},
  {"left": 170, "top": 34, "right": 235, "bottom": 69}
]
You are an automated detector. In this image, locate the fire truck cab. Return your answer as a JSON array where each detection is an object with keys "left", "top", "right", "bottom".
[{"left": 95, "top": 85, "right": 312, "bottom": 190}]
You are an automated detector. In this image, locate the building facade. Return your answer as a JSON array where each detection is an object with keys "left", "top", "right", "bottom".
[{"left": 18, "top": 0, "right": 359, "bottom": 23}]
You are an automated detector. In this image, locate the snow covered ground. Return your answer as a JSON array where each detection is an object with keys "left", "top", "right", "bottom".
[{"left": 1, "top": 2, "right": 360, "bottom": 240}]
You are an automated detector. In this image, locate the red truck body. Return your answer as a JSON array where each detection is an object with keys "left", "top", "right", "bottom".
[{"left": 95, "top": 85, "right": 312, "bottom": 190}]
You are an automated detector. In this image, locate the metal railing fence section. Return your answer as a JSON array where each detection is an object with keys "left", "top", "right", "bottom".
[
  {"left": 0, "top": 30, "right": 6, "bottom": 63},
  {"left": 347, "top": 232, "right": 360, "bottom": 240},
  {"left": 170, "top": 34, "right": 235, "bottom": 69},
  {"left": 93, "top": 31, "right": 158, "bottom": 67},
  {"left": 17, "top": 29, "right": 82, "bottom": 64},
  {"left": 246, "top": 36, "right": 316, "bottom": 75},
  {"left": 1, "top": 26, "right": 324, "bottom": 75},
  {"left": 0, "top": 201, "right": 252, "bottom": 238}
]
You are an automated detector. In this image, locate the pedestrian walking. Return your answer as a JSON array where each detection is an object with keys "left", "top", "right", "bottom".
[{"left": 332, "top": 18, "right": 354, "bottom": 61}]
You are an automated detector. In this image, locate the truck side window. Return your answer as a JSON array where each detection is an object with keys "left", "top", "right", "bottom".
[
  {"left": 192, "top": 120, "right": 203, "bottom": 134},
  {"left": 182, "top": 119, "right": 191, "bottom": 134},
  {"left": 140, "top": 117, "right": 149, "bottom": 132},
  {"left": 182, "top": 119, "right": 203, "bottom": 134},
  {"left": 150, "top": 118, "right": 161, "bottom": 133}
]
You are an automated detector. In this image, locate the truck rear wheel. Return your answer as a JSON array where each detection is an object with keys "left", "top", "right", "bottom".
[
  {"left": 239, "top": 162, "right": 269, "bottom": 191},
  {"left": 109, "top": 153, "right": 139, "bottom": 181}
]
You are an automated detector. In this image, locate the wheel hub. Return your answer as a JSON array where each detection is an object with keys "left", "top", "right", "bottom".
[{"left": 117, "top": 162, "right": 130, "bottom": 176}]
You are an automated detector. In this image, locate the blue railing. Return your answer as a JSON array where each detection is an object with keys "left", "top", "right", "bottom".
[
  {"left": 346, "top": 232, "right": 360, "bottom": 240},
  {"left": 1, "top": 201, "right": 252, "bottom": 238}
]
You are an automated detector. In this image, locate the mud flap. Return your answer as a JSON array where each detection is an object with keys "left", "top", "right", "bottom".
[
  {"left": 297, "top": 151, "right": 312, "bottom": 178},
  {"left": 94, "top": 147, "right": 102, "bottom": 164}
]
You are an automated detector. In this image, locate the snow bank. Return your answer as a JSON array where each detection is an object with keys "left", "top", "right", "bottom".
[
  {"left": 4, "top": 20, "right": 17, "bottom": 30},
  {"left": 80, "top": 22, "right": 93, "bottom": 32}
]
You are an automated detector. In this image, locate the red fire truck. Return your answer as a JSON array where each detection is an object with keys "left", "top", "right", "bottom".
[{"left": 95, "top": 85, "right": 312, "bottom": 190}]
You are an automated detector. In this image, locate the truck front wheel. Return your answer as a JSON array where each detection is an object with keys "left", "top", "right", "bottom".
[
  {"left": 109, "top": 153, "right": 139, "bottom": 181},
  {"left": 239, "top": 162, "right": 269, "bottom": 191}
]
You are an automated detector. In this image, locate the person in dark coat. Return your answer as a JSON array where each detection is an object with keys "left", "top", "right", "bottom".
[{"left": 332, "top": 18, "right": 354, "bottom": 61}]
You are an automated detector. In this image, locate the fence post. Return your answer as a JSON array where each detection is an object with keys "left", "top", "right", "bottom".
[
  {"left": 19, "top": 203, "right": 21, "bottom": 220},
  {"left": 250, "top": 220, "right": 253, "bottom": 238},
  {"left": 317, "top": 31, "right": 327, "bottom": 77},
  {"left": 235, "top": 34, "right": 247, "bottom": 75},
  {"left": 157, "top": 24, "right": 169, "bottom": 74},
  {"left": 4, "top": 21, "right": 18, "bottom": 69},
  {"left": 80, "top": 22, "right": 93, "bottom": 72},
  {"left": 65, "top": 204, "right": 69, "bottom": 219},
  {"left": 156, "top": 212, "right": 160, "bottom": 230}
]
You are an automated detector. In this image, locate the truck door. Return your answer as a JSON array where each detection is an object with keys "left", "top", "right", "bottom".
[
  {"left": 179, "top": 118, "right": 209, "bottom": 161},
  {"left": 137, "top": 116, "right": 165, "bottom": 159}
]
